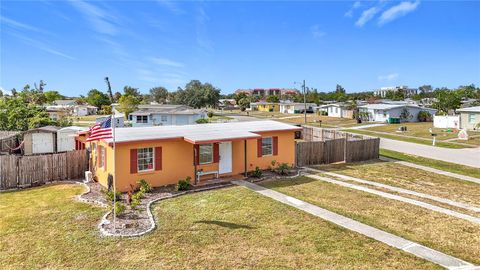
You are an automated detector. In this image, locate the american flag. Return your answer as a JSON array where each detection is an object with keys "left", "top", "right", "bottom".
[{"left": 86, "top": 117, "right": 113, "bottom": 142}]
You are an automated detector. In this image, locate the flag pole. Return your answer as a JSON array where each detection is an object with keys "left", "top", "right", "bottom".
[{"left": 112, "top": 113, "right": 116, "bottom": 231}]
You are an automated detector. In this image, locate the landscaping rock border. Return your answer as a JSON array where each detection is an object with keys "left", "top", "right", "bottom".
[{"left": 77, "top": 168, "right": 306, "bottom": 238}]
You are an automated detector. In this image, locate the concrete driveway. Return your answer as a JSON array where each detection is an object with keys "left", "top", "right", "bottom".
[{"left": 380, "top": 138, "right": 480, "bottom": 168}]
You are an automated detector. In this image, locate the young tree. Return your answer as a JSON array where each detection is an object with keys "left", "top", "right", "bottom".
[
  {"left": 432, "top": 88, "right": 461, "bottom": 114},
  {"left": 117, "top": 95, "right": 140, "bottom": 118},
  {"left": 44, "top": 91, "right": 64, "bottom": 104},
  {"left": 86, "top": 89, "right": 111, "bottom": 108},
  {"left": 266, "top": 95, "right": 280, "bottom": 103}
]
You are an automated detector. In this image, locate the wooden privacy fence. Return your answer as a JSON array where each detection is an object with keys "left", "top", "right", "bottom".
[
  {"left": 0, "top": 150, "right": 88, "bottom": 190},
  {"left": 296, "top": 126, "right": 380, "bottom": 166}
]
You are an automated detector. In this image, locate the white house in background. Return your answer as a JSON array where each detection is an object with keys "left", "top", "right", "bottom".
[
  {"left": 279, "top": 102, "right": 316, "bottom": 114},
  {"left": 457, "top": 106, "right": 480, "bottom": 130},
  {"left": 73, "top": 104, "right": 98, "bottom": 116},
  {"left": 319, "top": 103, "right": 354, "bottom": 118},
  {"left": 129, "top": 104, "right": 207, "bottom": 127},
  {"left": 96, "top": 115, "right": 125, "bottom": 128},
  {"left": 57, "top": 126, "right": 88, "bottom": 152},
  {"left": 359, "top": 104, "right": 437, "bottom": 122}
]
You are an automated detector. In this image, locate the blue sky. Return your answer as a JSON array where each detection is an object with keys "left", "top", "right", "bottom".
[{"left": 1, "top": 0, "right": 479, "bottom": 96}]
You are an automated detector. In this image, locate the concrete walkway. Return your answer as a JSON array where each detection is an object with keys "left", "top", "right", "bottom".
[
  {"left": 306, "top": 168, "right": 480, "bottom": 213},
  {"left": 345, "top": 123, "right": 386, "bottom": 129},
  {"left": 232, "top": 180, "right": 478, "bottom": 269},
  {"left": 380, "top": 138, "right": 480, "bottom": 168},
  {"left": 303, "top": 173, "right": 480, "bottom": 224},
  {"left": 380, "top": 157, "right": 480, "bottom": 185}
]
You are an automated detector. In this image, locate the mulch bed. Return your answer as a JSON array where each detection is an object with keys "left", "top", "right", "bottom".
[{"left": 79, "top": 168, "right": 303, "bottom": 237}]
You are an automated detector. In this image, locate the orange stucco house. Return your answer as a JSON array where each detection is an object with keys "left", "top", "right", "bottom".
[{"left": 84, "top": 120, "right": 301, "bottom": 192}]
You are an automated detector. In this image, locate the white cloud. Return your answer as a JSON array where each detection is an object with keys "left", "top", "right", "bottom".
[
  {"left": 378, "top": 73, "right": 399, "bottom": 81},
  {"left": 7, "top": 32, "right": 75, "bottom": 60},
  {"left": 156, "top": 0, "right": 184, "bottom": 15},
  {"left": 1, "top": 16, "right": 42, "bottom": 32},
  {"left": 310, "top": 25, "right": 326, "bottom": 39},
  {"left": 355, "top": 7, "right": 380, "bottom": 27},
  {"left": 196, "top": 6, "right": 213, "bottom": 52},
  {"left": 379, "top": 1, "right": 420, "bottom": 25},
  {"left": 344, "top": 1, "right": 362, "bottom": 17},
  {"left": 150, "top": 57, "right": 184, "bottom": 68},
  {"left": 69, "top": 0, "right": 119, "bottom": 35}
]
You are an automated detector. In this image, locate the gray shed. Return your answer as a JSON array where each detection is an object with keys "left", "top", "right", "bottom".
[{"left": 23, "top": 126, "right": 60, "bottom": 155}]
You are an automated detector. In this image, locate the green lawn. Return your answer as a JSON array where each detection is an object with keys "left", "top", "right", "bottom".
[
  {"left": 380, "top": 149, "right": 480, "bottom": 179},
  {"left": 313, "top": 161, "right": 480, "bottom": 210},
  {"left": 345, "top": 128, "right": 470, "bottom": 149},
  {"left": 260, "top": 177, "right": 480, "bottom": 265},
  {"left": 0, "top": 184, "right": 439, "bottom": 269},
  {"left": 349, "top": 122, "right": 479, "bottom": 147}
]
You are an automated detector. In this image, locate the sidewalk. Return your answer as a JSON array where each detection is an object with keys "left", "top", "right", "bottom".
[
  {"left": 233, "top": 180, "right": 478, "bottom": 269},
  {"left": 380, "top": 138, "right": 480, "bottom": 168}
]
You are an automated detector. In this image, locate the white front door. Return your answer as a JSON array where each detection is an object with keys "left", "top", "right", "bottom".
[{"left": 218, "top": 142, "right": 232, "bottom": 174}]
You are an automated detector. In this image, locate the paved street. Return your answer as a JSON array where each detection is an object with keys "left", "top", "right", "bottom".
[{"left": 380, "top": 138, "right": 480, "bottom": 168}]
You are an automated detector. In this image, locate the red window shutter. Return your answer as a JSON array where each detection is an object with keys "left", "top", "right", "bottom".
[
  {"left": 130, "top": 149, "right": 137, "bottom": 174},
  {"left": 155, "top": 147, "right": 162, "bottom": 171},
  {"left": 257, "top": 138, "right": 263, "bottom": 157},
  {"left": 273, "top": 136, "right": 278, "bottom": 156},
  {"left": 194, "top": 145, "right": 200, "bottom": 165},
  {"left": 213, "top": 143, "right": 219, "bottom": 163}
]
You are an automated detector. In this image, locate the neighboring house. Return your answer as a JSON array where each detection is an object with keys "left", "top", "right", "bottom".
[
  {"left": 218, "top": 99, "right": 237, "bottom": 110},
  {"left": 279, "top": 102, "right": 316, "bottom": 114},
  {"left": 235, "top": 88, "right": 299, "bottom": 96},
  {"left": 321, "top": 103, "right": 354, "bottom": 118},
  {"left": 96, "top": 115, "right": 125, "bottom": 128},
  {"left": 129, "top": 105, "right": 207, "bottom": 127},
  {"left": 457, "top": 106, "right": 480, "bottom": 130},
  {"left": 359, "top": 104, "right": 437, "bottom": 123},
  {"left": 73, "top": 105, "right": 98, "bottom": 116},
  {"left": 23, "top": 126, "right": 60, "bottom": 155},
  {"left": 249, "top": 102, "right": 280, "bottom": 112},
  {"left": 46, "top": 106, "right": 72, "bottom": 121},
  {"left": 57, "top": 126, "right": 88, "bottom": 152},
  {"left": 86, "top": 120, "right": 300, "bottom": 191},
  {"left": 53, "top": 99, "right": 77, "bottom": 106}
]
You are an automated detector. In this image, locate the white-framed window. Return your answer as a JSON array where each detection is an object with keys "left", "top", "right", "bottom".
[
  {"left": 468, "top": 114, "right": 476, "bottom": 124},
  {"left": 262, "top": 137, "right": 273, "bottom": 156},
  {"left": 137, "top": 147, "right": 154, "bottom": 172},
  {"left": 199, "top": 144, "right": 213, "bottom": 164},
  {"left": 99, "top": 146, "right": 105, "bottom": 169},
  {"left": 136, "top": 115, "right": 148, "bottom": 123},
  {"left": 161, "top": 115, "right": 168, "bottom": 122}
]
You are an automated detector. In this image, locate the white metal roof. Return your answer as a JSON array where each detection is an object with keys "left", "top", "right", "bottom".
[
  {"left": 457, "top": 106, "right": 480, "bottom": 113},
  {"left": 104, "top": 120, "right": 301, "bottom": 144}
]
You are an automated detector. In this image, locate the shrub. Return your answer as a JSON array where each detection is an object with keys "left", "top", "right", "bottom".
[
  {"left": 177, "top": 177, "right": 191, "bottom": 191},
  {"left": 207, "top": 111, "right": 214, "bottom": 118},
  {"left": 196, "top": 118, "right": 209, "bottom": 124},
  {"left": 276, "top": 163, "right": 291, "bottom": 175},
  {"left": 417, "top": 111, "right": 432, "bottom": 122},
  {"left": 131, "top": 191, "right": 144, "bottom": 209},
  {"left": 114, "top": 201, "right": 126, "bottom": 217},
  {"left": 250, "top": 166, "right": 263, "bottom": 178},
  {"left": 105, "top": 191, "right": 122, "bottom": 202},
  {"left": 269, "top": 160, "right": 277, "bottom": 171},
  {"left": 137, "top": 179, "right": 152, "bottom": 193}
]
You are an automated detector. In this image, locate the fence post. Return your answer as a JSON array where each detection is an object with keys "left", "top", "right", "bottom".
[{"left": 344, "top": 133, "right": 348, "bottom": 162}]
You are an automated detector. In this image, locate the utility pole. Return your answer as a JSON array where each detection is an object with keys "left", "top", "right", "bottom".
[{"left": 303, "top": 80, "right": 307, "bottom": 124}]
